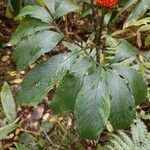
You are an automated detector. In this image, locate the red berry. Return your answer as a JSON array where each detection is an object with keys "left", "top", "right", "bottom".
[{"left": 96, "top": 0, "right": 117, "bottom": 8}]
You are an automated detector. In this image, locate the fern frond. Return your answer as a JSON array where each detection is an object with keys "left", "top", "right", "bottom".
[
  {"left": 103, "top": 120, "right": 150, "bottom": 150},
  {"left": 109, "top": 139, "right": 124, "bottom": 150},
  {"left": 118, "top": 131, "right": 134, "bottom": 148},
  {"left": 112, "top": 133, "right": 130, "bottom": 150},
  {"left": 131, "top": 120, "right": 147, "bottom": 147},
  {"left": 104, "top": 145, "right": 115, "bottom": 150}
]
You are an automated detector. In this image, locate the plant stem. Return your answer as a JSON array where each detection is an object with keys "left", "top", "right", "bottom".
[
  {"left": 91, "top": 0, "right": 100, "bottom": 63},
  {"left": 96, "top": 9, "right": 106, "bottom": 63},
  {"left": 91, "top": 0, "right": 106, "bottom": 63},
  {"left": 91, "top": 0, "right": 97, "bottom": 37},
  {"left": 97, "top": 9, "right": 106, "bottom": 54}
]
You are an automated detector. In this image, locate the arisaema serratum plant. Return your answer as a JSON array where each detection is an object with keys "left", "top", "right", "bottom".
[{"left": 9, "top": 0, "right": 148, "bottom": 139}]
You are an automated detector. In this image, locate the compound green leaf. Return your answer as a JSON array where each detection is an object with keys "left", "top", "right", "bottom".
[
  {"left": 51, "top": 74, "right": 81, "bottom": 115},
  {"left": 1, "top": 82, "right": 17, "bottom": 123},
  {"left": 17, "top": 5, "right": 52, "bottom": 23},
  {"left": 15, "top": 53, "right": 75, "bottom": 106},
  {"left": 0, "top": 124, "right": 16, "bottom": 140},
  {"left": 70, "top": 57, "right": 95, "bottom": 77},
  {"left": 45, "top": 0, "right": 79, "bottom": 19},
  {"left": 106, "top": 69, "right": 135, "bottom": 129},
  {"left": 44, "top": 0, "right": 55, "bottom": 15},
  {"left": 75, "top": 68, "right": 110, "bottom": 139},
  {"left": 9, "top": 18, "right": 52, "bottom": 46},
  {"left": 112, "top": 66, "right": 147, "bottom": 105},
  {"left": 64, "top": 42, "right": 96, "bottom": 77},
  {"left": 54, "top": 0, "right": 79, "bottom": 19},
  {"left": 113, "top": 40, "right": 137, "bottom": 63},
  {"left": 13, "top": 30, "right": 64, "bottom": 71}
]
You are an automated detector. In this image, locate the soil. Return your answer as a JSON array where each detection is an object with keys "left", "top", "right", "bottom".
[{"left": 0, "top": 1, "right": 17, "bottom": 89}]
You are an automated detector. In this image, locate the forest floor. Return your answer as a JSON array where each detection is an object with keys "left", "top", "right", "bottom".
[{"left": 0, "top": 1, "right": 150, "bottom": 150}]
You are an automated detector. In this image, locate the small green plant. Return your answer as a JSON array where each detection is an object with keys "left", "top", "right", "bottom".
[
  {"left": 6, "top": 0, "right": 22, "bottom": 16},
  {"left": 9, "top": 0, "right": 148, "bottom": 139},
  {"left": 103, "top": 120, "right": 150, "bottom": 150},
  {"left": 5, "top": 0, "right": 39, "bottom": 17},
  {"left": 0, "top": 82, "right": 17, "bottom": 140},
  {"left": 0, "top": 83, "right": 84, "bottom": 149}
]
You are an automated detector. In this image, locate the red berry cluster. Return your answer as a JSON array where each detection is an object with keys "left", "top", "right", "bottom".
[{"left": 96, "top": 0, "right": 117, "bottom": 8}]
